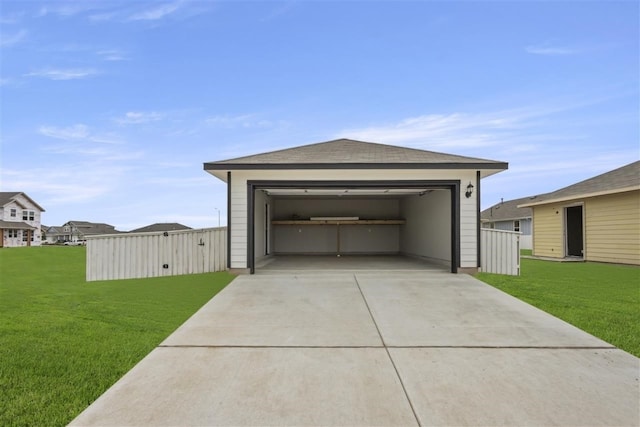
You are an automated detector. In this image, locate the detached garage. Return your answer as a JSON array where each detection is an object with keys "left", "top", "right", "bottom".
[{"left": 204, "top": 139, "right": 507, "bottom": 274}]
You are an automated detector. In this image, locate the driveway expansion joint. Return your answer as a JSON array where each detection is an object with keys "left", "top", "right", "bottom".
[{"left": 353, "top": 273, "right": 422, "bottom": 427}]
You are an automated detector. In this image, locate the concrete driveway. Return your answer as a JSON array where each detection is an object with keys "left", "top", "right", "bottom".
[{"left": 70, "top": 271, "right": 639, "bottom": 426}]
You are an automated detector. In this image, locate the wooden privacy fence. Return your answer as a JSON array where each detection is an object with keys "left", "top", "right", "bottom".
[
  {"left": 481, "top": 228, "right": 520, "bottom": 275},
  {"left": 86, "top": 227, "right": 227, "bottom": 281}
]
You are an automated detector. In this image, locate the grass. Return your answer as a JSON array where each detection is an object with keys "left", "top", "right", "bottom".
[
  {"left": 0, "top": 246, "right": 235, "bottom": 427},
  {"left": 476, "top": 258, "right": 640, "bottom": 357}
]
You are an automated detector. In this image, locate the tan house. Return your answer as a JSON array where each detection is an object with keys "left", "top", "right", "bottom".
[{"left": 520, "top": 161, "right": 640, "bottom": 265}]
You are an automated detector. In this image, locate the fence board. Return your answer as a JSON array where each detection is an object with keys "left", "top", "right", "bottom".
[
  {"left": 481, "top": 228, "right": 520, "bottom": 275},
  {"left": 86, "top": 227, "right": 227, "bottom": 281}
]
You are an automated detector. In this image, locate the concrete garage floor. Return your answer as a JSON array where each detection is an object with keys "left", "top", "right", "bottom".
[
  {"left": 70, "top": 271, "right": 640, "bottom": 427},
  {"left": 256, "top": 254, "right": 446, "bottom": 273}
]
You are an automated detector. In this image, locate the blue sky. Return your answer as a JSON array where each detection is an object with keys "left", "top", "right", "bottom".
[{"left": 1, "top": 0, "right": 638, "bottom": 230}]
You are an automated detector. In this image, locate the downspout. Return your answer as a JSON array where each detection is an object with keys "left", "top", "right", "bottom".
[
  {"left": 226, "top": 171, "right": 231, "bottom": 269},
  {"left": 476, "top": 170, "right": 481, "bottom": 270}
]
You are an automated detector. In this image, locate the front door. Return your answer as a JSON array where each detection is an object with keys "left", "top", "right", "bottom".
[{"left": 565, "top": 206, "right": 583, "bottom": 257}]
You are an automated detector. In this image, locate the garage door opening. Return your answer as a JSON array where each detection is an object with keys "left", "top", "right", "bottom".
[{"left": 248, "top": 181, "right": 460, "bottom": 274}]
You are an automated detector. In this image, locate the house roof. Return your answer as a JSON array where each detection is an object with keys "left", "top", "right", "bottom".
[
  {"left": 64, "top": 221, "right": 120, "bottom": 236},
  {"left": 0, "top": 220, "right": 35, "bottom": 230},
  {"left": 520, "top": 160, "right": 640, "bottom": 207},
  {"left": 204, "top": 139, "right": 508, "bottom": 176},
  {"left": 481, "top": 196, "right": 536, "bottom": 222},
  {"left": 0, "top": 192, "right": 45, "bottom": 211},
  {"left": 129, "top": 223, "right": 192, "bottom": 233}
]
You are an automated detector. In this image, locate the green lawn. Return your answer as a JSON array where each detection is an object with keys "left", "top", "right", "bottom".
[
  {"left": 0, "top": 246, "right": 235, "bottom": 427},
  {"left": 477, "top": 259, "right": 640, "bottom": 357}
]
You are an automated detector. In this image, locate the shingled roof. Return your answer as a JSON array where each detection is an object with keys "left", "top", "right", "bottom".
[
  {"left": 0, "top": 192, "right": 45, "bottom": 211},
  {"left": 520, "top": 160, "right": 640, "bottom": 207},
  {"left": 129, "top": 223, "right": 192, "bottom": 233},
  {"left": 205, "top": 139, "right": 507, "bottom": 170},
  {"left": 481, "top": 196, "right": 536, "bottom": 222}
]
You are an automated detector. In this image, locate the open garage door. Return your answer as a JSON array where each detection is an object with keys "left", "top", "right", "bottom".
[{"left": 247, "top": 180, "right": 460, "bottom": 273}]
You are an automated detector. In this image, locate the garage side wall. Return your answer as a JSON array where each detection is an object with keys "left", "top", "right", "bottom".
[
  {"left": 230, "top": 169, "right": 478, "bottom": 270},
  {"left": 253, "top": 190, "right": 272, "bottom": 262},
  {"left": 400, "top": 190, "right": 451, "bottom": 264}
]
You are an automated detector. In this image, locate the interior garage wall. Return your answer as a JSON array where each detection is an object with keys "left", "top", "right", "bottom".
[
  {"left": 400, "top": 190, "right": 451, "bottom": 264},
  {"left": 272, "top": 198, "right": 401, "bottom": 254},
  {"left": 254, "top": 190, "right": 272, "bottom": 262}
]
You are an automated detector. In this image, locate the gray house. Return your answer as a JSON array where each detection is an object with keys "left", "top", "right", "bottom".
[
  {"left": 61, "top": 221, "right": 121, "bottom": 242},
  {"left": 204, "top": 138, "right": 508, "bottom": 274},
  {"left": 481, "top": 196, "right": 538, "bottom": 250}
]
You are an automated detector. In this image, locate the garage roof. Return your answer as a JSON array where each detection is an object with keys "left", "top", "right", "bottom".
[{"left": 204, "top": 139, "right": 507, "bottom": 172}]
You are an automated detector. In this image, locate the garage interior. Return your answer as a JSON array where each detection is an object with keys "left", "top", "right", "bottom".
[{"left": 251, "top": 184, "right": 456, "bottom": 273}]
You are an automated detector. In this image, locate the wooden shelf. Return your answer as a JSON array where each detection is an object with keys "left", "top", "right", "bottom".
[{"left": 272, "top": 219, "right": 405, "bottom": 225}]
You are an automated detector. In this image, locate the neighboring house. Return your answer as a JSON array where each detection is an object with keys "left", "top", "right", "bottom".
[
  {"left": 481, "top": 196, "right": 537, "bottom": 250},
  {"left": 62, "top": 221, "right": 121, "bottom": 242},
  {"left": 520, "top": 160, "right": 640, "bottom": 265},
  {"left": 204, "top": 138, "right": 508, "bottom": 274},
  {"left": 129, "top": 223, "right": 192, "bottom": 233},
  {"left": 0, "top": 192, "right": 45, "bottom": 248},
  {"left": 42, "top": 225, "right": 68, "bottom": 244}
]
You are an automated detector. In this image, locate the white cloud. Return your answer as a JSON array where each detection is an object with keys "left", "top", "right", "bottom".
[
  {"left": 144, "top": 176, "right": 212, "bottom": 187},
  {"left": 0, "top": 29, "right": 27, "bottom": 47},
  {"left": 337, "top": 111, "right": 528, "bottom": 149},
  {"left": 0, "top": 12, "right": 25, "bottom": 24},
  {"left": 37, "top": 2, "right": 108, "bottom": 18},
  {"left": 116, "top": 111, "right": 165, "bottom": 125},
  {"left": 525, "top": 44, "right": 580, "bottom": 55},
  {"left": 88, "top": 12, "right": 117, "bottom": 22},
  {"left": 25, "top": 68, "right": 99, "bottom": 80},
  {"left": 205, "top": 114, "right": 282, "bottom": 129},
  {"left": 97, "top": 49, "right": 127, "bottom": 61},
  {"left": 128, "top": 2, "right": 182, "bottom": 21},
  {"left": 39, "top": 124, "right": 90, "bottom": 140},
  {"left": 1, "top": 166, "right": 122, "bottom": 204},
  {"left": 38, "top": 124, "right": 123, "bottom": 144},
  {"left": 261, "top": 1, "right": 297, "bottom": 21}
]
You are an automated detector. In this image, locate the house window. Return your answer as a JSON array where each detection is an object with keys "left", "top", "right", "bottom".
[
  {"left": 22, "top": 210, "right": 28, "bottom": 220},
  {"left": 10, "top": 209, "right": 16, "bottom": 217},
  {"left": 8, "top": 229, "right": 18, "bottom": 238},
  {"left": 23, "top": 231, "right": 29, "bottom": 242},
  {"left": 29, "top": 211, "right": 35, "bottom": 221},
  {"left": 514, "top": 220, "right": 520, "bottom": 232}
]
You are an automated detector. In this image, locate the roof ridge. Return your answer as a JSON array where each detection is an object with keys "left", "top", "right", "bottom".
[{"left": 206, "top": 138, "right": 507, "bottom": 166}]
